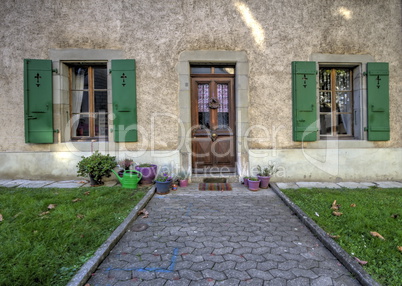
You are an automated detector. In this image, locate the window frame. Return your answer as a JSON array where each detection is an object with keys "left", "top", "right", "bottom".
[
  {"left": 310, "top": 54, "right": 375, "bottom": 142},
  {"left": 68, "top": 63, "right": 108, "bottom": 141},
  {"left": 319, "top": 67, "right": 355, "bottom": 140}
]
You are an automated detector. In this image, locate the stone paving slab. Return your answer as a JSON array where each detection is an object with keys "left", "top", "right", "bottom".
[
  {"left": 375, "top": 181, "right": 402, "bottom": 188},
  {"left": 0, "top": 179, "right": 13, "bottom": 186},
  {"left": 336, "top": 182, "right": 376, "bottom": 189},
  {"left": 296, "top": 182, "right": 341, "bottom": 189},
  {"left": 17, "top": 180, "right": 55, "bottom": 188},
  {"left": 1, "top": 179, "right": 33, "bottom": 188},
  {"left": 276, "top": 182, "right": 299, "bottom": 189},
  {"left": 44, "top": 180, "right": 87, "bottom": 188},
  {"left": 86, "top": 183, "right": 361, "bottom": 286}
]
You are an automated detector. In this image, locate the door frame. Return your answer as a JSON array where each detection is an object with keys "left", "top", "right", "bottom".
[{"left": 177, "top": 51, "right": 250, "bottom": 177}]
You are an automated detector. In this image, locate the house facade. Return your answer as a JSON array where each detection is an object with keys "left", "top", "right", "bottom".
[{"left": 0, "top": 0, "right": 401, "bottom": 182}]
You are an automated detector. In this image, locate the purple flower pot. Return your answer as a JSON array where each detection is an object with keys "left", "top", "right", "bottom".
[
  {"left": 179, "top": 179, "right": 188, "bottom": 187},
  {"left": 248, "top": 180, "right": 261, "bottom": 191},
  {"left": 257, "top": 175, "right": 271, "bottom": 189},
  {"left": 135, "top": 164, "right": 157, "bottom": 185},
  {"left": 243, "top": 178, "right": 249, "bottom": 187}
]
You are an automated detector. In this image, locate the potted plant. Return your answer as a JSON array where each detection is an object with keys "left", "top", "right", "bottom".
[
  {"left": 248, "top": 177, "right": 261, "bottom": 191},
  {"left": 243, "top": 176, "right": 250, "bottom": 187},
  {"left": 76, "top": 151, "right": 117, "bottom": 186},
  {"left": 257, "top": 164, "right": 277, "bottom": 189},
  {"left": 154, "top": 173, "right": 172, "bottom": 194},
  {"left": 135, "top": 163, "right": 157, "bottom": 185},
  {"left": 117, "top": 158, "right": 134, "bottom": 177},
  {"left": 177, "top": 171, "right": 189, "bottom": 187}
]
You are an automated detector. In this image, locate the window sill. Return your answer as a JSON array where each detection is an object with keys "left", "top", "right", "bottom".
[{"left": 304, "top": 140, "right": 376, "bottom": 149}]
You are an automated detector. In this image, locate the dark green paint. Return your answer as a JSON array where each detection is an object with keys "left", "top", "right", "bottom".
[
  {"left": 292, "top": 61, "right": 318, "bottom": 142},
  {"left": 24, "top": 59, "right": 54, "bottom": 143}
]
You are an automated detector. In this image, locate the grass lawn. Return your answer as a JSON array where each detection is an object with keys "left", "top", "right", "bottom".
[
  {"left": 0, "top": 185, "right": 149, "bottom": 286},
  {"left": 282, "top": 187, "right": 402, "bottom": 286}
]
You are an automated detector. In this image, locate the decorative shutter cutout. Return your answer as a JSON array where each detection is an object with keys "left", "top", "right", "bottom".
[
  {"left": 366, "top": 62, "right": 390, "bottom": 141},
  {"left": 111, "top": 59, "right": 138, "bottom": 142},
  {"left": 292, "top": 61, "right": 318, "bottom": 142},
  {"left": 24, "top": 59, "right": 54, "bottom": 143}
]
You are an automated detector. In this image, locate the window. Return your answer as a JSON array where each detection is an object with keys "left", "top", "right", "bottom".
[
  {"left": 69, "top": 63, "right": 108, "bottom": 140},
  {"left": 292, "top": 59, "right": 390, "bottom": 142},
  {"left": 319, "top": 68, "right": 353, "bottom": 138}
]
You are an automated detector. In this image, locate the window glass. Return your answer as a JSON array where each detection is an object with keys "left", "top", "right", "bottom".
[
  {"left": 70, "top": 63, "right": 108, "bottom": 140},
  {"left": 319, "top": 68, "right": 353, "bottom": 138}
]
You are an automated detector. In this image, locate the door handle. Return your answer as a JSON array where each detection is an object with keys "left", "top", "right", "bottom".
[{"left": 210, "top": 133, "right": 218, "bottom": 142}]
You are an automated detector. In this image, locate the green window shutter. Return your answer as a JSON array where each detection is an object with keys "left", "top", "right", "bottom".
[
  {"left": 292, "top": 61, "right": 317, "bottom": 142},
  {"left": 111, "top": 59, "right": 138, "bottom": 142},
  {"left": 366, "top": 62, "right": 390, "bottom": 141},
  {"left": 24, "top": 59, "right": 54, "bottom": 143}
]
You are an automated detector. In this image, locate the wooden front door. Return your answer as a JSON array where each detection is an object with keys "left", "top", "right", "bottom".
[{"left": 191, "top": 72, "right": 236, "bottom": 173}]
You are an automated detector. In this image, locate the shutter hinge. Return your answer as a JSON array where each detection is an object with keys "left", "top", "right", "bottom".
[
  {"left": 52, "top": 69, "right": 58, "bottom": 73},
  {"left": 110, "top": 128, "right": 113, "bottom": 133},
  {"left": 109, "top": 69, "right": 112, "bottom": 74},
  {"left": 363, "top": 72, "right": 367, "bottom": 76},
  {"left": 54, "top": 129, "right": 59, "bottom": 133},
  {"left": 364, "top": 127, "right": 368, "bottom": 131}
]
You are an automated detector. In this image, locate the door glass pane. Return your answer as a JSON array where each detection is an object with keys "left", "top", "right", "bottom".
[
  {"left": 198, "top": 84, "right": 210, "bottom": 128},
  {"left": 337, "top": 114, "right": 352, "bottom": 135},
  {"left": 319, "top": 92, "right": 331, "bottom": 112},
  {"left": 320, "top": 113, "right": 332, "bottom": 135},
  {"left": 336, "top": 69, "right": 351, "bottom": 90},
  {"left": 217, "top": 83, "right": 229, "bottom": 128},
  {"left": 94, "top": 66, "right": 107, "bottom": 89},
  {"left": 319, "top": 69, "right": 331, "bottom": 90},
  {"left": 95, "top": 91, "right": 108, "bottom": 112},
  {"left": 336, "top": 91, "right": 352, "bottom": 112}
]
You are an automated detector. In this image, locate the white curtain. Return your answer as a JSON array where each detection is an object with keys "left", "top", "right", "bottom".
[{"left": 72, "top": 68, "right": 85, "bottom": 136}]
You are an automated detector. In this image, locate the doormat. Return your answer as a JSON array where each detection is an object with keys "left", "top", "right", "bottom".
[
  {"left": 199, "top": 183, "right": 232, "bottom": 191},
  {"left": 203, "top": 178, "right": 227, "bottom": 183}
]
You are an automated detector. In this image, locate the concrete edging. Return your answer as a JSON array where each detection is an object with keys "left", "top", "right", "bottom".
[
  {"left": 67, "top": 186, "right": 156, "bottom": 286},
  {"left": 270, "top": 183, "right": 381, "bottom": 286}
]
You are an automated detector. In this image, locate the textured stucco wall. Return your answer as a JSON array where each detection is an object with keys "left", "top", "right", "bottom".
[{"left": 0, "top": 0, "right": 401, "bottom": 180}]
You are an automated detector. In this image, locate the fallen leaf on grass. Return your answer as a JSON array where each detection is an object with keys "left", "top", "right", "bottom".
[
  {"left": 354, "top": 257, "right": 368, "bottom": 265},
  {"left": 350, "top": 203, "right": 356, "bottom": 207},
  {"left": 39, "top": 211, "right": 50, "bottom": 216},
  {"left": 84, "top": 191, "right": 90, "bottom": 196},
  {"left": 315, "top": 212, "right": 320, "bottom": 217},
  {"left": 72, "top": 198, "right": 82, "bottom": 202},
  {"left": 0, "top": 214, "right": 3, "bottom": 222},
  {"left": 397, "top": 246, "right": 402, "bottom": 253},
  {"left": 138, "top": 209, "right": 149, "bottom": 218},
  {"left": 370, "top": 231, "right": 385, "bottom": 240},
  {"left": 47, "top": 204, "right": 57, "bottom": 210},
  {"left": 327, "top": 233, "right": 340, "bottom": 239},
  {"left": 331, "top": 200, "right": 341, "bottom": 210},
  {"left": 76, "top": 214, "right": 85, "bottom": 219},
  {"left": 332, "top": 211, "right": 343, "bottom": 216}
]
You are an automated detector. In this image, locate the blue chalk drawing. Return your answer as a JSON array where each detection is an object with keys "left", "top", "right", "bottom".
[{"left": 106, "top": 248, "right": 179, "bottom": 273}]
